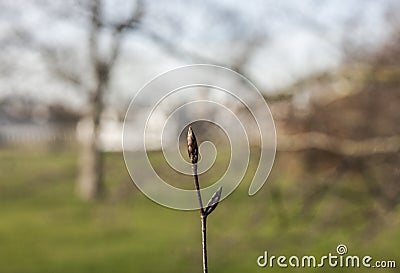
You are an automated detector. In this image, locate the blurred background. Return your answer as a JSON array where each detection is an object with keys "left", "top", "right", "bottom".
[{"left": 0, "top": 0, "right": 399, "bottom": 272}]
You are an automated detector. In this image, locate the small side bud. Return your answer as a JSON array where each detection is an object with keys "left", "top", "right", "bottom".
[
  {"left": 187, "top": 126, "right": 198, "bottom": 164},
  {"left": 205, "top": 187, "right": 222, "bottom": 216}
]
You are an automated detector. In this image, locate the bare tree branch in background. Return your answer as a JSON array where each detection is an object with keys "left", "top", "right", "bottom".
[
  {"left": 278, "top": 132, "right": 400, "bottom": 156},
  {"left": 136, "top": 26, "right": 264, "bottom": 85},
  {"left": 10, "top": 0, "right": 144, "bottom": 200},
  {"left": 76, "top": 0, "right": 143, "bottom": 200}
]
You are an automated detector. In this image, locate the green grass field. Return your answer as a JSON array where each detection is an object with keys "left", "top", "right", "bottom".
[{"left": 0, "top": 146, "right": 398, "bottom": 273}]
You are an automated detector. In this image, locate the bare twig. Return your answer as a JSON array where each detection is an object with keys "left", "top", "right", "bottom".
[
  {"left": 187, "top": 126, "right": 222, "bottom": 273},
  {"left": 201, "top": 215, "right": 208, "bottom": 273},
  {"left": 187, "top": 126, "right": 207, "bottom": 273}
]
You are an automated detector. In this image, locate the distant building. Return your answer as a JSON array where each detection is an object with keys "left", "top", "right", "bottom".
[{"left": 0, "top": 96, "right": 79, "bottom": 147}]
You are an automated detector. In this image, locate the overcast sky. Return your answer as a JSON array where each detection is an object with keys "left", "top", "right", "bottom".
[{"left": 0, "top": 0, "right": 397, "bottom": 109}]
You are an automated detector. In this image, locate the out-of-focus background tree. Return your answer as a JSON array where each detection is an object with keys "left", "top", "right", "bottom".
[{"left": 0, "top": 0, "right": 399, "bottom": 272}]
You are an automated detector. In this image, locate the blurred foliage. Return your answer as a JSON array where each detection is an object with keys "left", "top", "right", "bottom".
[{"left": 273, "top": 28, "right": 400, "bottom": 216}]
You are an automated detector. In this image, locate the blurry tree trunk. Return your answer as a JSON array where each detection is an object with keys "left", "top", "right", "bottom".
[
  {"left": 78, "top": 66, "right": 108, "bottom": 200},
  {"left": 78, "top": 118, "right": 103, "bottom": 200},
  {"left": 77, "top": 0, "right": 108, "bottom": 200},
  {"left": 77, "top": 0, "right": 143, "bottom": 200}
]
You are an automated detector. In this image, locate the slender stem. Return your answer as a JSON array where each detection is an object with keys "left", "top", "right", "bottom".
[
  {"left": 192, "top": 164, "right": 205, "bottom": 215},
  {"left": 201, "top": 215, "right": 208, "bottom": 273},
  {"left": 192, "top": 163, "right": 208, "bottom": 273}
]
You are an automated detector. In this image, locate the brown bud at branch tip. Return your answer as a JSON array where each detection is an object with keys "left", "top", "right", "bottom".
[{"left": 187, "top": 126, "right": 198, "bottom": 164}]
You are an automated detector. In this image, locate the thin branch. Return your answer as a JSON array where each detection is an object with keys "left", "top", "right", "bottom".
[
  {"left": 88, "top": 0, "right": 101, "bottom": 70},
  {"left": 137, "top": 26, "right": 261, "bottom": 84},
  {"left": 192, "top": 163, "right": 208, "bottom": 273},
  {"left": 188, "top": 126, "right": 212, "bottom": 273},
  {"left": 42, "top": 47, "right": 84, "bottom": 87},
  {"left": 278, "top": 132, "right": 400, "bottom": 156},
  {"left": 265, "top": 64, "right": 400, "bottom": 103},
  {"left": 192, "top": 164, "right": 205, "bottom": 214},
  {"left": 107, "top": 0, "right": 144, "bottom": 67},
  {"left": 139, "top": 27, "right": 219, "bottom": 64},
  {"left": 201, "top": 216, "right": 208, "bottom": 273},
  {"left": 12, "top": 28, "right": 85, "bottom": 88},
  {"left": 113, "top": 0, "right": 144, "bottom": 32}
]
